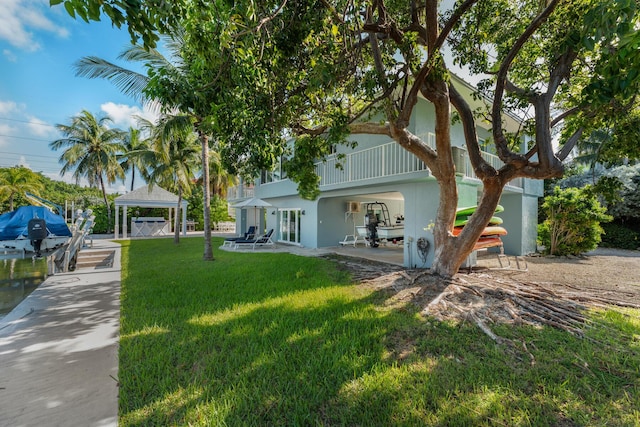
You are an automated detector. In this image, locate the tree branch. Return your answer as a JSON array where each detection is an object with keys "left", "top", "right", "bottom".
[
  {"left": 492, "top": 0, "right": 562, "bottom": 161},
  {"left": 555, "top": 127, "right": 583, "bottom": 161},
  {"left": 448, "top": 83, "right": 496, "bottom": 179}
]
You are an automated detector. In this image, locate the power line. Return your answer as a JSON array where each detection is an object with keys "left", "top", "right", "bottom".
[
  {"left": 0, "top": 150, "right": 59, "bottom": 159},
  {"left": 0, "top": 117, "right": 56, "bottom": 128},
  {"left": 0, "top": 133, "right": 54, "bottom": 143}
]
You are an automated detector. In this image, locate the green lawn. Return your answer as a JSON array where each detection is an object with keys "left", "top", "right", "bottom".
[{"left": 118, "top": 237, "right": 640, "bottom": 426}]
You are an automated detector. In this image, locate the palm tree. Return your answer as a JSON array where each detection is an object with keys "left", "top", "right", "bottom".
[
  {"left": 74, "top": 34, "right": 217, "bottom": 260},
  {"left": 50, "top": 110, "right": 125, "bottom": 225},
  {"left": 208, "top": 149, "right": 237, "bottom": 198},
  {"left": 119, "top": 126, "right": 152, "bottom": 191},
  {"left": 141, "top": 115, "right": 199, "bottom": 243},
  {"left": 0, "top": 166, "right": 44, "bottom": 212}
]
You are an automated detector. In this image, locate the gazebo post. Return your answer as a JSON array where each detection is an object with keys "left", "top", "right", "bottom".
[{"left": 123, "top": 206, "right": 128, "bottom": 238}]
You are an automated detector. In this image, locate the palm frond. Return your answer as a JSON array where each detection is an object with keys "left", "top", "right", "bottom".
[{"left": 74, "top": 57, "right": 150, "bottom": 102}]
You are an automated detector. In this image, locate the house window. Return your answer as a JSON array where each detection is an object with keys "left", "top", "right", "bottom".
[
  {"left": 278, "top": 208, "right": 301, "bottom": 245},
  {"left": 260, "top": 156, "right": 288, "bottom": 184}
]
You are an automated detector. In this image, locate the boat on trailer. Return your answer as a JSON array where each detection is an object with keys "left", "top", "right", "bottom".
[{"left": 0, "top": 206, "right": 72, "bottom": 256}]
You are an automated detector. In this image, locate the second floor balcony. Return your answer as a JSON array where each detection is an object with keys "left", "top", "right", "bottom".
[
  {"left": 315, "top": 138, "right": 525, "bottom": 190},
  {"left": 229, "top": 135, "right": 537, "bottom": 202}
]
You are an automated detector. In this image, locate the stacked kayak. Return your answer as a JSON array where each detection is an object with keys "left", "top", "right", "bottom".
[{"left": 454, "top": 205, "right": 506, "bottom": 250}]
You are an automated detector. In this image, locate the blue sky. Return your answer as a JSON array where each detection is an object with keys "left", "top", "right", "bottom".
[{"left": 0, "top": 0, "right": 157, "bottom": 193}]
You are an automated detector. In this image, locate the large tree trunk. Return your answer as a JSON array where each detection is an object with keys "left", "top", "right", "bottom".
[
  {"left": 431, "top": 179, "right": 505, "bottom": 277},
  {"left": 418, "top": 77, "right": 508, "bottom": 278},
  {"left": 200, "top": 131, "right": 214, "bottom": 261}
]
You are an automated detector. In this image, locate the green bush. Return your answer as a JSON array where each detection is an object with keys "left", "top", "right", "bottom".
[
  {"left": 89, "top": 203, "right": 115, "bottom": 234},
  {"left": 538, "top": 186, "right": 612, "bottom": 255},
  {"left": 600, "top": 222, "right": 640, "bottom": 250}
]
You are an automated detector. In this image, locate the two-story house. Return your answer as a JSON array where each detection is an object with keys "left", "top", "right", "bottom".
[{"left": 228, "top": 74, "right": 543, "bottom": 268}]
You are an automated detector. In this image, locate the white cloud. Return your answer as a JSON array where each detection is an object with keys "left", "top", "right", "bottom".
[
  {"left": 3, "top": 49, "right": 17, "bottom": 62},
  {"left": 0, "top": 0, "right": 69, "bottom": 51},
  {"left": 27, "top": 116, "right": 54, "bottom": 137},
  {"left": 100, "top": 102, "right": 159, "bottom": 129},
  {"left": 44, "top": 171, "right": 89, "bottom": 188},
  {"left": 0, "top": 100, "right": 21, "bottom": 115}
]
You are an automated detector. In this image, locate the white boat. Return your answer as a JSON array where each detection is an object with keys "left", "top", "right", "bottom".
[
  {"left": 0, "top": 206, "right": 72, "bottom": 255},
  {"left": 356, "top": 225, "right": 404, "bottom": 240}
]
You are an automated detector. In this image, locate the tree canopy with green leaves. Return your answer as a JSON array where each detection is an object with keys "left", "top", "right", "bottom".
[
  {"left": 50, "top": 110, "right": 125, "bottom": 224},
  {"left": 0, "top": 166, "right": 44, "bottom": 212},
  {"left": 74, "top": 35, "right": 219, "bottom": 259},
  {"left": 54, "top": 0, "right": 640, "bottom": 277}
]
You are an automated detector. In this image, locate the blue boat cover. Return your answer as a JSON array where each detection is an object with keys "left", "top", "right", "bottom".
[{"left": 0, "top": 206, "right": 72, "bottom": 240}]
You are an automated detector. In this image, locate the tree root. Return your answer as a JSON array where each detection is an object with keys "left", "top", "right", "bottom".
[
  {"left": 418, "top": 271, "right": 640, "bottom": 349},
  {"left": 327, "top": 255, "right": 640, "bottom": 355}
]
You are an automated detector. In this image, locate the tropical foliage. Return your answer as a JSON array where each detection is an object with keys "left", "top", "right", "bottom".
[
  {"left": 138, "top": 115, "right": 200, "bottom": 243},
  {"left": 54, "top": 0, "right": 640, "bottom": 277},
  {"left": 119, "top": 127, "right": 150, "bottom": 192},
  {"left": 74, "top": 33, "right": 219, "bottom": 260},
  {"left": 556, "top": 163, "right": 640, "bottom": 250},
  {"left": 538, "top": 186, "right": 612, "bottom": 256},
  {"left": 50, "top": 110, "right": 126, "bottom": 225},
  {"left": 0, "top": 166, "right": 44, "bottom": 212}
]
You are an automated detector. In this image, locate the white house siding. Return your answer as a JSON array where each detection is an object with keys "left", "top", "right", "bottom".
[{"left": 230, "top": 90, "right": 542, "bottom": 266}]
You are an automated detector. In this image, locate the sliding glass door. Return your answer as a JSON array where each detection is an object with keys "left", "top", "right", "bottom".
[{"left": 278, "top": 209, "right": 301, "bottom": 245}]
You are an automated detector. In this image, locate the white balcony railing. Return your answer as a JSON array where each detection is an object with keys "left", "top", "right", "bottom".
[
  {"left": 227, "top": 185, "right": 255, "bottom": 201},
  {"left": 462, "top": 150, "right": 524, "bottom": 188},
  {"left": 316, "top": 140, "right": 430, "bottom": 186},
  {"left": 315, "top": 136, "right": 524, "bottom": 189}
]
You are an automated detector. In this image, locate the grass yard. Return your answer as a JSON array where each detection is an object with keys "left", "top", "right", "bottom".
[{"left": 118, "top": 237, "right": 640, "bottom": 426}]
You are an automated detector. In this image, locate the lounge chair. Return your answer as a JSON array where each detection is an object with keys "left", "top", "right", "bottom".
[
  {"left": 234, "top": 229, "right": 275, "bottom": 250},
  {"left": 222, "top": 226, "right": 257, "bottom": 247}
]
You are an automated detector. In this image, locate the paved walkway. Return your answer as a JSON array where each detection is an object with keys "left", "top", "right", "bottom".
[{"left": 0, "top": 240, "right": 121, "bottom": 427}]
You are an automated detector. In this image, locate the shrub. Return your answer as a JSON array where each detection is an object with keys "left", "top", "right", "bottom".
[
  {"left": 538, "top": 186, "right": 612, "bottom": 256},
  {"left": 89, "top": 203, "right": 115, "bottom": 234},
  {"left": 600, "top": 222, "right": 640, "bottom": 250}
]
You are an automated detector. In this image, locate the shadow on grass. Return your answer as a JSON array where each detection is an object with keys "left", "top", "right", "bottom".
[{"left": 118, "top": 238, "right": 640, "bottom": 426}]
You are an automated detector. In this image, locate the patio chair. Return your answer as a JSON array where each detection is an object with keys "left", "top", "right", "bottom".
[
  {"left": 233, "top": 229, "right": 275, "bottom": 250},
  {"left": 222, "top": 226, "right": 256, "bottom": 247}
]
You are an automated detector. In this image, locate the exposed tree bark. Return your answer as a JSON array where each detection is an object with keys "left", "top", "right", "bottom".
[
  {"left": 200, "top": 131, "right": 214, "bottom": 261},
  {"left": 174, "top": 185, "right": 182, "bottom": 244},
  {"left": 99, "top": 173, "right": 111, "bottom": 226}
]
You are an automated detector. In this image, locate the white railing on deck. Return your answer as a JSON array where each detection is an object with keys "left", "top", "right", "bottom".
[
  {"left": 316, "top": 140, "right": 430, "bottom": 186},
  {"left": 464, "top": 151, "right": 524, "bottom": 188},
  {"left": 227, "top": 186, "right": 255, "bottom": 201},
  {"left": 314, "top": 136, "right": 524, "bottom": 190}
]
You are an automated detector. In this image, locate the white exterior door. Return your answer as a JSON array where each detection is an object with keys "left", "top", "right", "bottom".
[{"left": 278, "top": 209, "right": 301, "bottom": 245}]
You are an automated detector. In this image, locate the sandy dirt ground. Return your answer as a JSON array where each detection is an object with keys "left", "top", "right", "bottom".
[{"left": 476, "top": 248, "right": 640, "bottom": 305}]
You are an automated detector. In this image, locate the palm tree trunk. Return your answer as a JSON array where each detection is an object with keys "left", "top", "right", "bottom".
[
  {"left": 174, "top": 186, "right": 182, "bottom": 244},
  {"left": 99, "top": 174, "right": 112, "bottom": 227},
  {"left": 200, "top": 131, "right": 214, "bottom": 260},
  {"left": 130, "top": 168, "right": 136, "bottom": 192}
]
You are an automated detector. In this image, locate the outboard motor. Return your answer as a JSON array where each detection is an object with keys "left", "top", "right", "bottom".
[
  {"left": 28, "top": 218, "right": 47, "bottom": 257},
  {"left": 365, "top": 212, "right": 379, "bottom": 248}
]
